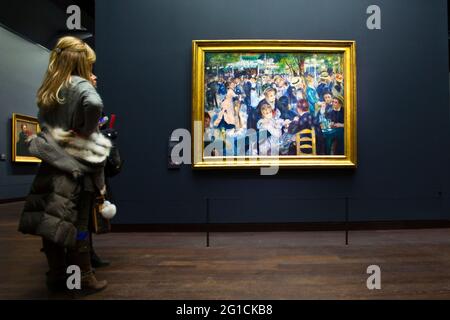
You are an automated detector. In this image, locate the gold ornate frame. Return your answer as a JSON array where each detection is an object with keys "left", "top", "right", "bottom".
[
  {"left": 192, "top": 40, "right": 357, "bottom": 169},
  {"left": 12, "top": 113, "right": 41, "bottom": 163}
]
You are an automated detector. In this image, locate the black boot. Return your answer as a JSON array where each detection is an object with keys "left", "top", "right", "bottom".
[
  {"left": 42, "top": 238, "right": 67, "bottom": 292},
  {"left": 90, "top": 232, "right": 110, "bottom": 268},
  {"left": 67, "top": 240, "right": 108, "bottom": 296},
  {"left": 91, "top": 250, "right": 111, "bottom": 268}
]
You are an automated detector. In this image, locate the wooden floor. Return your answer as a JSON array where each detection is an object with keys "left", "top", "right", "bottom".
[{"left": 1, "top": 202, "right": 450, "bottom": 300}]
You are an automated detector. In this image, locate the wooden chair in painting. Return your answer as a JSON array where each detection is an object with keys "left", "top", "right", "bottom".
[{"left": 295, "top": 128, "right": 316, "bottom": 155}]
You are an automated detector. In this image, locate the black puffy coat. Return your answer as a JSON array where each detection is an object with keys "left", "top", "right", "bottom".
[
  {"left": 19, "top": 162, "right": 82, "bottom": 247},
  {"left": 18, "top": 76, "right": 110, "bottom": 248}
]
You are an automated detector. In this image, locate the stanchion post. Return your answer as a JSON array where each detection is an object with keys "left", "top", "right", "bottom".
[
  {"left": 345, "top": 197, "right": 349, "bottom": 245},
  {"left": 206, "top": 198, "right": 210, "bottom": 247}
]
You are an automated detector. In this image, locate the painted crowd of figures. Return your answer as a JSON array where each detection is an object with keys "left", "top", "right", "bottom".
[{"left": 204, "top": 71, "right": 345, "bottom": 156}]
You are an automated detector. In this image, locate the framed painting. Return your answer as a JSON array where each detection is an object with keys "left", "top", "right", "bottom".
[
  {"left": 12, "top": 113, "right": 41, "bottom": 163},
  {"left": 192, "top": 40, "right": 357, "bottom": 169}
]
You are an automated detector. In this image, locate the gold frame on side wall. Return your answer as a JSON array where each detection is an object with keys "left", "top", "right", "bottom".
[{"left": 11, "top": 113, "right": 41, "bottom": 163}]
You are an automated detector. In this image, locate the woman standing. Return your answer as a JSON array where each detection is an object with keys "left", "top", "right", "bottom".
[
  {"left": 214, "top": 80, "right": 237, "bottom": 130},
  {"left": 18, "top": 36, "right": 112, "bottom": 295}
]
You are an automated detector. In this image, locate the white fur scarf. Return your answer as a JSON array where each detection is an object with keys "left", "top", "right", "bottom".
[{"left": 49, "top": 127, "right": 112, "bottom": 164}]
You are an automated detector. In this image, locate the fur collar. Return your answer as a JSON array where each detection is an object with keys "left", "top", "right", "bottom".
[{"left": 48, "top": 127, "right": 112, "bottom": 164}]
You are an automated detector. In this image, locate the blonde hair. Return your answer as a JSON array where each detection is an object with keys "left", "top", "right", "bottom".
[{"left": 37, "top": 36, "right": 96, "bottom": 109}]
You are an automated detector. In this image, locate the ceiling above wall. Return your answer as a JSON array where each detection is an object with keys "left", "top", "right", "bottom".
[
  {"left": 0, "top": 0, "right": 95, "bottom": 49},
  {"left": 49, "top": 0, "right": 95, "bottom": 19}
]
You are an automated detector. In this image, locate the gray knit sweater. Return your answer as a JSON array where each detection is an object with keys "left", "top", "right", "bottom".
[
  {"left": 38, "top": 75, "right": 103, "bottom": 136},
  {"left": 28, "top": 76, "right": 110, "bottom": 190}
]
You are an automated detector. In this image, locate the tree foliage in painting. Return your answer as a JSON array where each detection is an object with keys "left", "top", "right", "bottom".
[
  {"left": 205, "top": 53, "right": 241, "bottom": 68},
  {"left": 205, "top": 52, "right": 342, "bottom": 75}
]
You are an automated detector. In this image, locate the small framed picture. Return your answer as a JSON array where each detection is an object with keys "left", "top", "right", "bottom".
[{"left": 12, "top": 113, "right": 41, "bottom": 163}]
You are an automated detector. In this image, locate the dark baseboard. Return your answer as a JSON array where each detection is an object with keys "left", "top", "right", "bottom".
[
  {"left": 111, "top": 220, "right": 450, "bottom": 233},
  {"left": 0, "top": 197, "right": 25, "bottom": 204}
]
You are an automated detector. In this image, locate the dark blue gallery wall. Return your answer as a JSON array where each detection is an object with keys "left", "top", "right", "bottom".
[
  {"left": 0, "top": 0, "right": 94, "bottom": 200},
  {"left": 95, "top": 0, "right": 450, "bottom": 224},
  {"left": 0, "top": 25, "right": 49, "bottom": 199}
]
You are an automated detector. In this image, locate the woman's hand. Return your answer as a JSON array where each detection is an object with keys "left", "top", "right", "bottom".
[{"left": 331, "top": 122, "right": 344, "bottom": 128}]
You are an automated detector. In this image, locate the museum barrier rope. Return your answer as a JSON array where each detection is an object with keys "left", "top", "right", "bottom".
[{"left": 204, "top": 194, "right": 448, "bottom": 247}]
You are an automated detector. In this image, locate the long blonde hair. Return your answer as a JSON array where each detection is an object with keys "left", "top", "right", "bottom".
[{"left": 37, "top": 36, "right": 96, "bottom": 109}]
